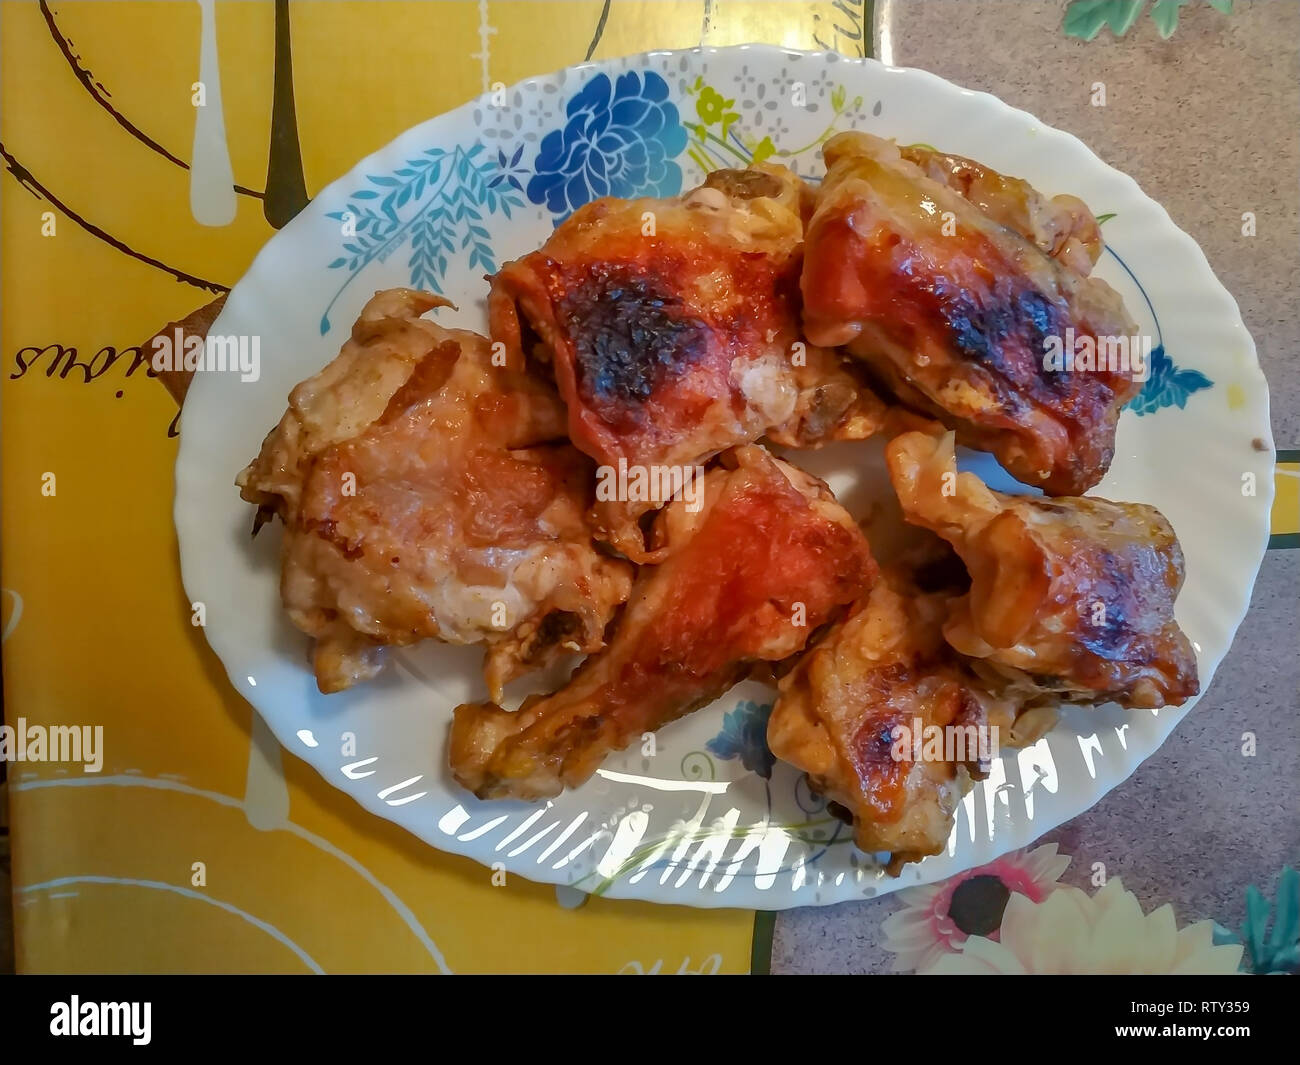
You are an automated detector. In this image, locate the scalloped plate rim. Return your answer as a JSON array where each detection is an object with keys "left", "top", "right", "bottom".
[{"left": 175, "top": 44, "right": 1274, "bottom": 910}]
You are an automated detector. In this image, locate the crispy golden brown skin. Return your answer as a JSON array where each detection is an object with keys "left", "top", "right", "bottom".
[
  {"left": 489, "top": 164, "right": 885, "bottom": 559},
  {"left": 769, "top": 565, "right": 1023, "bottom": 869},
  {"left": 237, "top": 288, "right": 632, "bottom": 696},
  {"left": 449, "top": 446, "right": 877, "bottom": 800},
  {"left": 802, "top": 132, "right": 1141, "bottom": 495},
  {"left": 886, "top": 430, "right": 1199, "bottom": 709},
  {"left": 897, "top": 144, "right": 1103, "bottom": 277}
]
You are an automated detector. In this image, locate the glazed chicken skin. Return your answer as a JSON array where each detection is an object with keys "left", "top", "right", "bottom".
[
  {"left": 897, "top": 144, "right": 1103, "bottom": 278},
  {"left": 886, "top": 430, "right": 1199, "bottom": 709},
  {"left": 802, "top": 132, "right": 1141, "bottom": 495},
  {"left": 237, "top": 288, "right": 632, "bottom": 696},
  {"left": 769, "top": 565, "right": 1023, "bottom": 869},
  {"left": 450, "top": 445, "right": 877, "bottom": 800},
  {"left": 490, "top": 163, "right": 885, "bottom": 559}
]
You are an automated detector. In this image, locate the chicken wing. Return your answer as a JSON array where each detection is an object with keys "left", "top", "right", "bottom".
[
  {"left": 449, "top": 445, "right": 877, "bottom": 800},
  {"left": 769, "top": 564, "right": 1022, "bottom": 868},
  {"left": 489, "top": 163, "right": 885, "bottom": 559},
  {"left": 802, "top": 132, "right": 1141, "bottom": 495},
  {"left": 237, "top": 288, "right": 633, "bottom": 696},
  {"left": 886, "top": 430, "right": 1199, "bottom": 709}
]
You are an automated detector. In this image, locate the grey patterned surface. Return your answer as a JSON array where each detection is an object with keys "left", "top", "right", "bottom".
[{"left": 772, "top": 0, "right": 1300, "bottom": 974}]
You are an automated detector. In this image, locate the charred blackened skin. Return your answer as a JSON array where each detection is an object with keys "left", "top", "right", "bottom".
[
  {"left": 930, "top": 278, "right": 1063, "bottom": 383},
  {"left": 559, "top": 267, "right": 708, "bottom": 405},
  {"left": 1077, "top": 579, "right": 1135, "bottom": 662}
]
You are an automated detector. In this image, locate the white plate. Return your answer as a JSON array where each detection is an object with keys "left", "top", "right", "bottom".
[{"left": 175, "top": 45, "right": 1274, "bottom": 908}]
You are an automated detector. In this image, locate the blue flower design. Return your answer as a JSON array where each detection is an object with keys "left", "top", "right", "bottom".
[
  {"left": 489, "top": 145, "right": 528, "bottom": 194},
  {"left": 1128, "top": 344, "right": 1213, "bottom": 416},
  {"left": 1101, "top": 247, "right": 1215, "bottom": 417},
  {"left": 527, "top": 70, "right": 687, "bottom": 221},
  {"left": 706, "top": 700, "right": 775, "bottom": 779}
]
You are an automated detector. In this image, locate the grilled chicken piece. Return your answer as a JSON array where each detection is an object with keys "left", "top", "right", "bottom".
[
  {"left": 769, "top": 565, "right": 1022, "bottom": 869},
  {"left": 802, "top": 132, "right": 1141, "bottom": 495},
  {"left": 449, "top": 445, "right": 876, "bottom": 800},
  {"left": 489, "top": 163, "right": 885, "bottom": 559},
  {"left": 237, "top": 288, "right": 632, "bottom": 696},
  {"left": 886, "top": 430, "right": 1199, "bottom": 709}
]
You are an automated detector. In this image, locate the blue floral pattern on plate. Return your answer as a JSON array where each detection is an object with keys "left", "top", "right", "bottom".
[
  {"left": 319, "top": 144, "right": 524, "bottom": 334},
  {"left": 706, "top": 699, "right": 776, "bottom": 779},
  {"left": 527, "top": 70, "right": 688, "bottom": 221},
  {"left": 1129, "top": 345, "right": 1213, "bottom": 414},
  {"left": 1107, "top": 246, "right": 1215, "bottom": 414}
]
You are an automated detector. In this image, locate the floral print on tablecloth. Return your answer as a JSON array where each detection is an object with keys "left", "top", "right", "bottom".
[{"left": 882, "top": 845, "right": 1298, "bottom": 975}]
